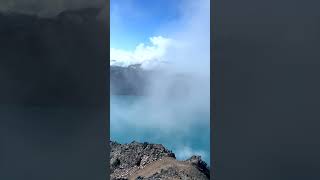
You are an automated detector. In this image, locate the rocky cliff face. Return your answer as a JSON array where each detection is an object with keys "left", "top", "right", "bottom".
[
  {"left": 110, "top": 64, "right": 150, "bottom": 95},
  {"left": 110, "top": 141, "right": 210, "bottom": 180}
]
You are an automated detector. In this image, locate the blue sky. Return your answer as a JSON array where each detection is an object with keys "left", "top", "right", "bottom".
[
  {"left": 110, "top": 0, "right": 210, "bottom": 73},
  {"left": 110, "top": 0, "right": 183, "bottom": 50}
]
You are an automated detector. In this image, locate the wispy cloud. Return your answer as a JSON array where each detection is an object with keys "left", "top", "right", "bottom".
[
  {"left": 174, "top": 146, "right": 208, "bottom": 161},
  {"left": 110, "top": 0, "right": 210, "bottom": 75}
]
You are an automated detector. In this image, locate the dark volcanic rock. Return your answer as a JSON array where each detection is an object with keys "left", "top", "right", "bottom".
[
  {"left": 186, "top": 155, "right": 211, "bottom": 179},
  {"left": 110, "top": 141, "right": 210, "bottom": 180},
  {"left": 110, "top": 141, "right": 175, "bottom": 179},
  {"left": 110, "top": 64, "right": 150, "bottom": 95}
]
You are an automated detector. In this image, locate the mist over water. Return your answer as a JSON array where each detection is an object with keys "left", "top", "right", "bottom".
[
  {"left": 110, "top": 95, "right": 210, "bottom": 163},
  {"left": 110, "top": 0, "right": 210, "bottom": 163}
]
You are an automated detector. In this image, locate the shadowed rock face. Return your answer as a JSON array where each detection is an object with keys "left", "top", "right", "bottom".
[
  {"left": 110, "top": 65, "right": 149, "bottom": 95},
  {"left": 0, "top": 7, "right": 107, "bottom": 106},
  {"left": 110, "top": 141, "right": 210, "bottom": 180},
  {"left": 110, "top": 64, "right": 193, "bottom": 99}
]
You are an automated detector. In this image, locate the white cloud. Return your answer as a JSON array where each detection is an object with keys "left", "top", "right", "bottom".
[
  {"left": 110, "top": 36, "right": 174, "bottom": 68},
  {"left": 110, "top": 0, "right": 210, "bottom": 75}
]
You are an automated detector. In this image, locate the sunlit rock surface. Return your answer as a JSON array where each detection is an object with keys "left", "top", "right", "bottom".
[{"left": 110, "top": 141, "right": 210, "bottom": 180}]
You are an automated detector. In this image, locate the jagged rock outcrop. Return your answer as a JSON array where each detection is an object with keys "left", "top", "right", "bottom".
[{"left": 110, "top": 141, "right": 210, "bottom": 180}]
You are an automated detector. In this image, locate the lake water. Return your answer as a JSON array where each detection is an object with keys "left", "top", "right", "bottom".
[{"left": 110, "top": 95, "right": 210, "bottom": 164}]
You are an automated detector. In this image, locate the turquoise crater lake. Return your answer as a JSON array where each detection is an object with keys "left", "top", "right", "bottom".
[{"left": 110, "top": 95, "right": 210, "bottom": 164}]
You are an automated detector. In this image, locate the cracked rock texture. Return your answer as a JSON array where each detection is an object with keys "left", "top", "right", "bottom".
[{"left": 110, "top": 141, "right": 210, "bottom": 180}]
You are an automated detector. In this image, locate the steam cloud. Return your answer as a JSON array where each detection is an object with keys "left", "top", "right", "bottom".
[{"left": 111, "top": 0, "right": 210, "bottom": 161}]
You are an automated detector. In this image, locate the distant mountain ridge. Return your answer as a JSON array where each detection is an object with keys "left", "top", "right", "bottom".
[
  {"left": 110, "top": 63, "right": 192, "bottom": 97},
  {"left": 110, "top": 64, "right": 150, "bottom": 95},
  {"left": 110, "top": 58, "right": 169, "bottom": 68}
]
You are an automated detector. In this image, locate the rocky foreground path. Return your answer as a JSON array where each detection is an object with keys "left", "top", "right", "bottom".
[{"left": 110, "top": 141, "right": 210, "bottom": 180}]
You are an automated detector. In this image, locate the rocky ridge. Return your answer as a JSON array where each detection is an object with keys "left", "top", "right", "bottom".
[{"left": 110, "top": 141, "right": 210, "bottom": 180}]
